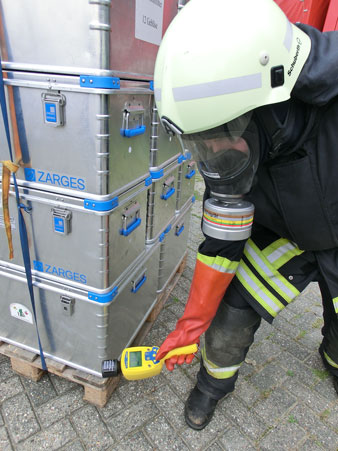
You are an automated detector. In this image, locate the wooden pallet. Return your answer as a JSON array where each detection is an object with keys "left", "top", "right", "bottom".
[
  {"left": 0, "top": 341, "right": 121, "bottom": 407},
  {"left": 0, "top": 252, "right": 187, "bottom": 408}
]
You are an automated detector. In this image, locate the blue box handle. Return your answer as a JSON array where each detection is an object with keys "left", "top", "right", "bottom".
[
  {"left": 161, "top": 187, "right": 175, "bottom": 201},
  {"left": 175, "top": 225, "right": 185, "bottom": 236},
  {"left": 131, "top": 275, "right": 147, "bottom": 293},
  {"left": 120, "top": 125, "right": 146, "bottom": 138},
  {"left": 120, "top": 218, "right": 141, "bottom": 236},
  {"left": 185, "top": 169, "right": 196, "bottom": 180}
]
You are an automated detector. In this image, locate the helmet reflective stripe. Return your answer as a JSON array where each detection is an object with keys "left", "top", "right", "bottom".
[
  {"left": 284, "top": 18, "right": 293, "bottom": 52},
  {"left": 154, "top": 88, "right": 161, "bottom": 102},
  {"left": 172, "top": 73, "right": 262, "bottom": 103},
  {"left": 154, "top": 0, "right": 311, "bottom": 134}
]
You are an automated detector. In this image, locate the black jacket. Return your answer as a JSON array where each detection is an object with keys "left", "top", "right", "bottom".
[
  {"left": 196, "top": 24, "right": 338, "bottom": 321},
  {"left": 198, "top": 24, "right": 338, "bottom": 260},
  {"left": 249, "top": 24, "right": 338, "bottom": 251}
]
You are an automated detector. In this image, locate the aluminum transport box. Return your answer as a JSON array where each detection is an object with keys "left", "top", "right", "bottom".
[
  {"left": 146, "top": 158, "right": 183, "bottom": 243},
  {"left": 176, "top": 153, "right": 196, "bottom": 213},
  {"left": 0, "top": 180, "right": 148, "bottom": 291},
  {"left": 156, "top": 196, "right": 194, "bottom": 293},
  {"left": 150, "top": 101, "right": 182, "bottom": 170},
  {"left": 0, "top": 0, "right": 179, "bottom": 79},
  {"left": 0, "top": 243, "right": 160, "bottom": 377},
  {"left": 0, "top": 72, "right": 159, "bottom": 198}
]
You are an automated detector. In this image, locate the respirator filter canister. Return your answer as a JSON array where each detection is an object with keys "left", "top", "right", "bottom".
[{"left": 202, "top": 198, "right": 254, "bottom": 241}]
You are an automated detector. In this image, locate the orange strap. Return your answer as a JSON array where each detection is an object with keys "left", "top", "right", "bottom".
[
  {"left": 1, "top": 159, "right": 19, "bottom": 259},
  {"left": 0, "top": 6, "right": 25, "bottom": 260}
]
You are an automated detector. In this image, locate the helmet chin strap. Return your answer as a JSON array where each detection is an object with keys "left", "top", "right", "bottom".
[{"left": 161, "top": 116, "right": 184, "bottom": 135}]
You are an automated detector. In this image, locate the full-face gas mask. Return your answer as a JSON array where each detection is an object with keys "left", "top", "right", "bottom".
[
  {"left": 166, "top": 112, "right": 259, "bottom": 241},
  {"left": 153, "top": 0, "right": 311, "bottom": 240}
]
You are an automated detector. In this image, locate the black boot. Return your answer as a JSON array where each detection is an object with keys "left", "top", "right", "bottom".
[
  {"left": 333, "top": 377, "right": 338, "bottom": 395},
  {"left": 184, "top": 386, "right": 219, "bottom": 430},
  {"left": 319, "top": 344, "right": 338, "bottom": 395}
]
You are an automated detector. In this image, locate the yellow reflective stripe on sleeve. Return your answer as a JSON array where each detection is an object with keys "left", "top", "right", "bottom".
[
  {"left": 333, "top": 297, "right": 338, "bottom": 314},
  {"left": 236, "top": 261, "right": 283, "bottom": 318},
  {"left": 245, "top": 240, "right": 299, "bottom": 303},
  {"left": 197, "top": 252, "right": 239, "bottom": 274},
  {"left": 202, "top": 347, "right": 241, "bottom": 380},
  {"left": 262, "top": 238, "right": 304, "bottom": 270},
  {"left": 324, "top": 351, "right": 338, "bottom": 369}
]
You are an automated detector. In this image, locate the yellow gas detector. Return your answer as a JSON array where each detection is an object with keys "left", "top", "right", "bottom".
[{"left": 102, "top": 344, "right": 198, "bottom": 380}]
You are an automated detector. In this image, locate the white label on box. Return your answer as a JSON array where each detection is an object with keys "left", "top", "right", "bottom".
[
  {"left": 135, "top": 0, "right": 164, "bottom": 46},
  {"left": 10, "top": 303, "right": 33, "bottom": 324}
]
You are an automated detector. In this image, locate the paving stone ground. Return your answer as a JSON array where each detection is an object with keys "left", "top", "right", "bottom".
[{"left": 1, "top": 174, "right": 337, "bottom": 450}]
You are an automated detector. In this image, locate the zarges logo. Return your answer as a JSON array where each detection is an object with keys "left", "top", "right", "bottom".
[
  {"left": 33, "top": 260, "right": 87, "bottom": 284},
  {"left": 24, "top": 168, "right": 85, "bottom": 191}
]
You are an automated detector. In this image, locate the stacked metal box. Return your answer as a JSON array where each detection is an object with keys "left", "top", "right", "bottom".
[{"left": 0, "top": 0, "right": 195, "bottom": 376}]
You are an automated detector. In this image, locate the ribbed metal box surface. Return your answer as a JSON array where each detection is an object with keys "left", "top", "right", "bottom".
[
  {"left": 157, "top": 196, "right": 194, "bottom": 293},
  {"left": 146, "top": 158, "right": 182, "bottom": 243},
  {"left": 176, "top": 154, "right": 196, "bottom": 213},
  {"left": 0, "top": 244, "right": 160, "bottom": 377},
  {"left": 0, "top": 181, "right": 148, "bottom": 291},
  {"left": 0, "top": 72, "right": 157, "bottom": 197},
  {"left": 0, "top": 0, "right": 179, "bottom": 79},
  {"left": 150, "top": 101, "right": 182, "bottom": 169}
]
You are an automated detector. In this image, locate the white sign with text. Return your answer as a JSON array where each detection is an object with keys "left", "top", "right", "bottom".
[{"left": 135, "top": 0, "right": 164, "bottom": 46}]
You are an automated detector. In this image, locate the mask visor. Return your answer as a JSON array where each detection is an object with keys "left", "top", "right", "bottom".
[{"left": 181, "top": 112, "right": 254, "bottom": 181}]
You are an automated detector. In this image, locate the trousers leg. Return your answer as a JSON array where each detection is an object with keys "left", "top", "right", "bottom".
[
  {"left": 197, "top": 283, "right": 261, "bottom": 400},
  {"left": 318, "top": 279, "right": 338, "bottom": 377}
]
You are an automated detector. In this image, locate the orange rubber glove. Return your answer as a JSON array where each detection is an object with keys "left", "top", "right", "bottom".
[{"left": 156, "top": 258, "right": 235, "bottom": 370}]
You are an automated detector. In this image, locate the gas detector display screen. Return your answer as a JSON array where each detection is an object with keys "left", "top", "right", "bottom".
[{"left": 129, "top": 351, "right": 142, "bottom": 367}]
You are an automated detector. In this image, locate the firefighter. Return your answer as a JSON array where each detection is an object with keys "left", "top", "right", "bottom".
[{"left": 153, "top": 0, "right": 338, "bottom": 430}]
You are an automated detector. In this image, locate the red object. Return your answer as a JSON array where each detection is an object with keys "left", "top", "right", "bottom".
[
  {"left": 156, "top": 259, "right": 235, "bottom": 370},
  {"left": 323, "top": 0, "right": 338, "bottom": 30},
  {"left": 274, "top": 0, "right": 331, "bottom": 30}
]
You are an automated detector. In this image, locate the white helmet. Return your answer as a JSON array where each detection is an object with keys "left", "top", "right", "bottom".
[{"left": 154, "top": 0, "right": 311, "bottom": 134}]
